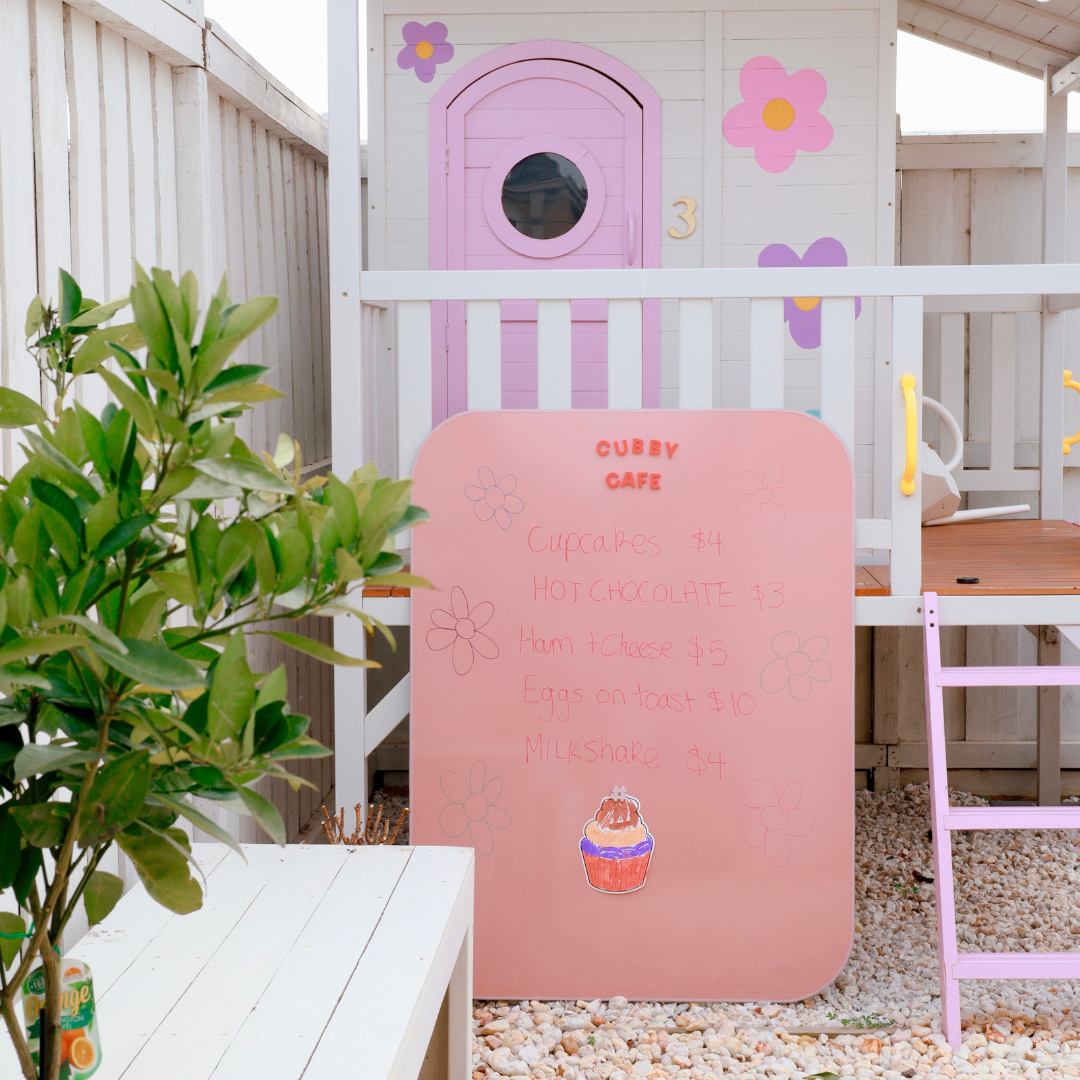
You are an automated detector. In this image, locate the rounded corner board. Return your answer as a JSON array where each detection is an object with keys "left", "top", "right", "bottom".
[{"left": 410, "top": 410, "right": 855, "bottom": 1001}]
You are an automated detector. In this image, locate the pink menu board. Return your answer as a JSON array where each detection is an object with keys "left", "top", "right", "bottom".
[{"left": 410, "top": 410, "right": 854, "bottom": 1001}]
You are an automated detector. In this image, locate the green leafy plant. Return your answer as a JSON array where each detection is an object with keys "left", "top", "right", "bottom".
[
  {"left": 824, "top": 1010, "right": 896, "bottom": 1029},
  {"left": 0, "top": 267, "right": 428, "bottom": 1080}
]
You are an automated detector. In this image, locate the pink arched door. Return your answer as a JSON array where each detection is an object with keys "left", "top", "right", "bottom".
[{"left": 429, "top": 44, "right": 660, "bottom": 419}]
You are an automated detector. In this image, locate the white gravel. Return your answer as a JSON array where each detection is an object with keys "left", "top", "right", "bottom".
[{"left": 471, "top": 783, "right": 1080, "bottom": 1079}]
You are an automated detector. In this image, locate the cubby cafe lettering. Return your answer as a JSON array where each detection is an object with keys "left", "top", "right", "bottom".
[{"left": 597, "top": 439, "right": 678, "bottom": 491}]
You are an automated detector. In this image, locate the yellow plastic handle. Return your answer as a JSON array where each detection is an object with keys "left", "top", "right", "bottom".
[
  {"left": 901, "top": 373, "right": 917, "bottom": 496},
  {"left": 1065, "top": 370, "right": 1080, "bottom": 456}
]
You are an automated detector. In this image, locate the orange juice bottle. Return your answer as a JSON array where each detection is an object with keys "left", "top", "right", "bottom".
[{"left": 22, "top": 957, "right": 102, "bottom": 1077}]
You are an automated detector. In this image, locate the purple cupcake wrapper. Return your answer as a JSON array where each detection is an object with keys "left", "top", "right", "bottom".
[{"left": 580, "top": 835, "right": 653, "bottom": 860}]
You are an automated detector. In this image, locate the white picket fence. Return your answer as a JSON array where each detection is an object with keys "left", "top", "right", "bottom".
[{"left": 0, "top": 0, "right": 334, "bottom": 861}]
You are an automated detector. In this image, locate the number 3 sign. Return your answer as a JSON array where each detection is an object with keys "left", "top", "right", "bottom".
[{"left": 669, "top": 196, "right": 697, "bottom": 238}]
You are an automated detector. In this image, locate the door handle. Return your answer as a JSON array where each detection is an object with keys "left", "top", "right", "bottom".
[
  {"left": 626, "top": 208, "right": 636, "bottom": 266},
  {"left": 901, "top": 373, "right": 917, "bottom": 495}
]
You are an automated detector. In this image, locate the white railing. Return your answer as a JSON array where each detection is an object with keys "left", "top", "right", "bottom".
[{"left": 358, "top": 263, "right": 1080, "bottom": 630}]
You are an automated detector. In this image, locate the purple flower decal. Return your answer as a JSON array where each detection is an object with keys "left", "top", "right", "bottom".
[
  {"left": 465, "top": 467, "right": 524, "bottom": 531},
  {"left": 736, "top": 463, "right": 796, "bottom": 530},
  {"left": 742, "top": 779, "right": 814, "bottom": 867},
  {"left": 426, "top": 586, "right": 498, "bottom": 675},
  {"left": 439, "top": 760, "right": 511, "bottom": 856},
  {"left": 397, "top": 21, "right": 453, "bottom": 83},
  {"left": 760, "top": 632, "right": 832, "bottom": 701},
  {"left": 757, "top": 237, "right": 861, "bottom": 350}
]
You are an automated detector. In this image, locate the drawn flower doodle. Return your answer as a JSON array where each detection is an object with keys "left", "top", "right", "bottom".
[
  {"left": 760, "top": 631, "right": 832, "bottom": 701},
  {"left": 426, "top": 586, "right": 498, "bottom": 675},
  {"left": 735, "top": 463, "right": 796, "bottom": 529},
  {"left": 465, "top": 467, "right": 524, "bottom": 531},
  {"left": 757, "top": 237, "right": 861, "bottom": 350},
  {"left": 396, "top": 21, "right": 454, "bottom": 83},
  {"left": 722, "top": 56, "right": 833, "bottom": 173},
  {"left": 440, "top": 760, "right": 511, "bottom": 856},
  {"left": 742, "top": 779, "right": 814, "bottom": 867}
]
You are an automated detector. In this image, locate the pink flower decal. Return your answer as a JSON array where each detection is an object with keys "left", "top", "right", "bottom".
[
  {"left": 760, "top": 631, "right": 832, "bottom": 701},
  {"left": 742, "top": 779, "right": 814, "bottom": 867},
  {"left": 722, "top": 56, "right": 833, "bottom": 173},
  {"left": 439, "top": 760, "right": 511, "bottom": 857},
  {"left": 397, "top": 21, "right": 453, "bottom": 83},
  {"left": 426, "top": 586, "right": 498, "bottom": 675},
  {"left": 757, "top": 237, "right": 861, "bottom": 350},
  {"left": 465, "top": 467, "right": 524, "bottom": 531},
  {"left": 735, "top": 463, "right": 796, "bottom": 529}
]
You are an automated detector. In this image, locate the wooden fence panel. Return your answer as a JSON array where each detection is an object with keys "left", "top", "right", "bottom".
[{"left": 0, "top": 0, "right": 332, "bottom": 841}]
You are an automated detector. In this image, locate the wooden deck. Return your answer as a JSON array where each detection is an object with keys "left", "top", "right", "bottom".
[{"left": 856, "top": 520, "right": 1080, "bottom": 596}]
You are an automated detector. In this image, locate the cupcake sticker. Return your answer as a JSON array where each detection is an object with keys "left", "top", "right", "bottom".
[{"left": 579, "top": 786, "right": 654, "bottom": 893}]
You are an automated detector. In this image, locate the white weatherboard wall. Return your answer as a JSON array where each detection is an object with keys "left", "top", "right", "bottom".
[
  {"left": 369, "top": 0, "right": 897, "bottom": 522},
  {"left": 0, "top": 0, "right": 334, "bottom": 872}
]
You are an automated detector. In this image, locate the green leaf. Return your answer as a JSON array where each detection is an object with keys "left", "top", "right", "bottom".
[
  {"left": 335, "top": 548, "right": 365, "bottom": 583},
  {"left": 0, "top": 388, "right": 46, "bottom": 427},
  {"left": 25, "top": 296, "right": 44, "bottom": 339},
  {"left": 0, "top": 634, "right": 90, "bottom": 666},
  {"left": 221, "top": 295, "right": 279, "bottom": 340},
  {"left": 204, "top": 383, "right": 285, "bottom": 406},
  {"left": 11, "top": 802, "right": 73, "bottom": 847},
  {"left": 13, "top": 847, "right": 41, "bottom": 904},
  {"left": 205, "top": 365, "right": 269, "bottom": 393},
  {"left": 363, "top": 572, "right": 431, "bottom": 589},
  {"left": 118, "top": 827, "right": 202, "bottom": 914},
  {"left": 255, "top": 664, "right": 288, "bottom": 711},
  {"left": 0, "top": 806, "right": 23, "bottom": 889},
  {"left": 79, "top": 749, "right": 152, "bottom": 845},
  {"left": 13, "top": 744, "right": 99, "bottom": 782},
  {"left": 274, "top": 529, "right": 312, "bottom": 593},
  {"left": 132, "top": 266, "right": 178, "bottom": 369},
  {"left": 84, "top": 871, "right": 124, "bottom": 926},
  {"left": 71, "top": 323, "right": 143, "bottom": 374},
  {"left": 89, "top": 637, "right": 206, "bottom": 690},
  {"left": 364, "top": 551, "right": 404, "bottom": 576},
  {"left": 23, "top": 431, "right": 98, "bottom": 502},
  {"left": 145, "top": 793, "right": 244, "bottom": 857},
  {"left": 238, "top": 786, "right": 285, "bottom": 845},
  {"left": 193, "top": 458, "right": 294, "bottom": 495},
  {"left": 263, "top": 631, "right": 378, "bottom": 668},
  {"left": 40, "top": 614, "right": 126, "bottom": 653},
  {"left": 95, "top": 512, "right": 153, "bottom": 559},
  {"left": 67, "top": 295, "right": 130, "bottom": 328},
  {"left": 149, "top": 571, "right": 197, "bottom": 607},
  {"left": 207, "top": 633, "right": 256, "bottom": 741},
  {"left": 98, "top": 367, "right": 156, "bottom": 435},
  {"left": 59, "top": 268, "right": 83, "bottom": 326},
  {"left": 358, "top": 478, "right": 412, "bottom": 534},
  {"left": 0, "top": 913, "right": 26, "bottom": 969},
  {"left": 326, "top": 474, "right": 359, "bottom": 547},
  {"left": 385, "top": 504, "right": 430, "bottom": 536}
]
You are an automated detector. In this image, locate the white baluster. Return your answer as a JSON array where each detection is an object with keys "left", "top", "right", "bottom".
[
  {"left": 891, "top": 295, "right": 923, "bottom": 597},
  {"left": 940, "top": 312, "right": 966, "bottom": 473},
  {"left": 607, "top": 298, "right": 643, "bottom": 408},
  {"left": 990, "top": 311, "right": 1016, "bottom": 473},
  {"left": 397, "top": 300, "right": 432, "bottom": 479},
  {"left": 820, "top": 297, "right": 856, "bottom": 458},
  {"left": 466, "top": 299, "right": 502, "bottom": 410},
  {"left": 537, "top": 299, "right": 572, "bottom": 409},
  {"left": 678, "top": 299, "right": 713, "bottom": 409},
  {"left": 749, "top": 297, "right": 785, "bottom": 408}
]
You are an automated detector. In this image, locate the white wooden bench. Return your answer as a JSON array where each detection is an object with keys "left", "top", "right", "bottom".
[{"left": 2, "top": 844, "right": 474, "bottom": 1080}]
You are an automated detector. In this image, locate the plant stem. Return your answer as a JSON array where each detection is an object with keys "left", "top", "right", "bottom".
[{"left": 0, "top": 991, "right": 36, "bottom": 1080}]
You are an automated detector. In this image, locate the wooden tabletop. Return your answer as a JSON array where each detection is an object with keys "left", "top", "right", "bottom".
[
  {"left": 16, "top": 844, "right": 474, "bottom": 1080},
  {"left": 856, "top": 520, "right": 1080, "bottom": 596}
]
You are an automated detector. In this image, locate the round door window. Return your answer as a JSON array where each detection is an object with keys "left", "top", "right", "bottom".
[{"left": 501, "top": 153, "right": 588, "bottom": 240}]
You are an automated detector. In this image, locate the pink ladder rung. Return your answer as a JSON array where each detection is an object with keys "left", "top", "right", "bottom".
[{"left": 923, "top": 592, "right": 1080, "bottom": 1045}]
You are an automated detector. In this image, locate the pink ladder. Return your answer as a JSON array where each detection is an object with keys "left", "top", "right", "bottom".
[{"left": 923, "top": 592, "right": 1080, "bottom": 1043}]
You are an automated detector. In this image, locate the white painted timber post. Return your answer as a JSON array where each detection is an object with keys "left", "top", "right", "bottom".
[
  {"left": 1041, "top": 64, "right": 1067, "bottom": 521},
  {"left": 172, "top": 63, "right": 215, "bottom": 292},
  {"left": 328, "top": 0, "right": 368, "bottom": 817},
  {"left": 891, "top": 296, "right": 923, "bottom": 597},
  {"left": 820, "top": 297, "right": 856, "bottom": 458}
]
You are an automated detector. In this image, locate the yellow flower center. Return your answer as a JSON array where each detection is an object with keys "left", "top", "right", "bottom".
[
  {"left": 762, "top": 98, "right": 796, "bottom": 131},
  {"left": 415, "top": 40, "right": 434, "bottom": 59},
  {"left": 793, "top": 296, "right": 820, "bottom": 311}
]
